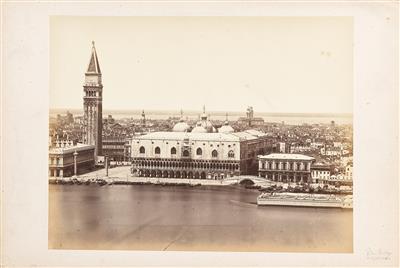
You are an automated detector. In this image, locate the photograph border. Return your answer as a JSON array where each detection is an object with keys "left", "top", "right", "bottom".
[{"left": 2, "top": 1, "right": 399, "bottom": 267}]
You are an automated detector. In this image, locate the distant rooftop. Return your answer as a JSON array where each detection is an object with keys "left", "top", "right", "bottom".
[{"left": 259, "top": 153, "right": 315, "bottom": 161}]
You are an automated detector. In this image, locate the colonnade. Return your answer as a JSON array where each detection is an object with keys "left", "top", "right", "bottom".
[{"left": 132, "top": 158, "right": 241, "bottom": 180}]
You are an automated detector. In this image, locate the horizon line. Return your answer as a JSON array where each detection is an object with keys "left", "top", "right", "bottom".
[{"left": 49, "top": 107, "right": 353, "bottom": 117}]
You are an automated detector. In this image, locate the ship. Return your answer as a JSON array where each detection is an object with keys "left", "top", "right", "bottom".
[{"left": 257, "top": 192, "right": 353, "bottom": 209}]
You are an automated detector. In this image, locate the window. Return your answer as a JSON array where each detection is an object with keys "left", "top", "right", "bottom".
[
  {"left": 228, "top": 150, "right": 234, "bottom": 158},
  {"left": 196, "top": 148, "right": 202, "bottom": 155},
  {"left": 155, "top": 147, "right": 160, "bottom": 154},
  {"left": 212, "top": 150, "right": 218, "bottom": 158},
  {"left": 139, "top": 146, "right": 145, "bottom": 154},
  {"left": 183, "top": 150, "right": 189, "bottom": 157},
  {"left": 171, "top": 147, "right": 176, "bottom": 155}
]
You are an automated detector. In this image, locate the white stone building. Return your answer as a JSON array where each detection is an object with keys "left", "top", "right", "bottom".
[
  {"left": 311, "top": 164, "right": 332, "bottom": 183},
  {"left": 131, "top": 112, "right": 273, "bottom": 180},
  {"left": 258, "top": 153, "right": 315, "bottom": 183}
]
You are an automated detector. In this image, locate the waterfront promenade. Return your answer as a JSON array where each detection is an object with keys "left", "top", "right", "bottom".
[
  {"left": 48, "top": 166, "right": 272, "bottom": 187},
  {"left": 48, "top": 166, "right": 350, "bottom": 193}
]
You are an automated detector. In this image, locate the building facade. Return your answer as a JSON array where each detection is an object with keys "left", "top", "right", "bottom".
[
  {"left": 83, "top": 41, "right": 103, "bottom": 158},
  {"left": 131, "top": 132, "right": 240, "bottom": 179},
  {"left": 345, "top": 163, "right": 353, "bottom": 181},
  {"left": 131, "top": 130, "right": 273, "bottom": 180},
  {"left": 311, "top": 164, "right": 332, "bottom": 183},
  {"left": 49, "top": 144, "right": 95, "bottom": 177},
  {"left": 130, "top": 107, "right": 274, "bottom": 180},
  {"left": 102, "top": 137, "right": 131, "bottom": 162},
  {"left": 258, "top": 153, "right": 315, "bottom": 183}
]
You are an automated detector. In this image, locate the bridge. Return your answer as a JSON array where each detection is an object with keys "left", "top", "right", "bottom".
[{"left": 223, "top": 175, "right": 272, "bottom": 186}]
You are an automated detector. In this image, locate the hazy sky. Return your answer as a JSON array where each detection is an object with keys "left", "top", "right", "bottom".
[{"left": 50, "top": 16, "right": 353, "bottom": 113}]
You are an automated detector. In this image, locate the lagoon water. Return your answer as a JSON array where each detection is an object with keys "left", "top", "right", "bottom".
[
  {"left": 50, "top": 109, "right": 353, "bottom": 125},
  {"left": 49, "top": 184, "right": 352, "bottom": 252}
]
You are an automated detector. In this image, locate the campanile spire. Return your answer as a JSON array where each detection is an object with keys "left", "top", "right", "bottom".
[{"left": 86, "top": 41, "right": 101, "bottom": 74}]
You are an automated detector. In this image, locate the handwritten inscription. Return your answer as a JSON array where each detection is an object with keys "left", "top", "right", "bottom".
[{"left": 366, "top": 248, "right": 392, "bottom": 261}]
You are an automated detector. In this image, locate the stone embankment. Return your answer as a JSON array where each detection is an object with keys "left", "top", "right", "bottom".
[{"left": 48, "top": 175, "right": 240, "bottom": 187}]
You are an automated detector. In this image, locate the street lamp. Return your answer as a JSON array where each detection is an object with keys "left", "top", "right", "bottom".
[
  {"left": 73, "top": 151, "right": 78, "bottom": 177},
  {"left": 105, "top": 154, "right": 109, "bottom": 177}
]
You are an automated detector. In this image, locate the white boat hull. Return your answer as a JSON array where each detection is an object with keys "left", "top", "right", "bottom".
[
  {"left": 257, "top": 194, "right": 353, "bottom": 209},
  {"left": 257, "top": 199, "right": 343, "bottom": 208}
]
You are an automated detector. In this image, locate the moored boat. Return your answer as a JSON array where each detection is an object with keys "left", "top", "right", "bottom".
[{"left": 257, "top": 192, "right": 353, "bottom": 209}]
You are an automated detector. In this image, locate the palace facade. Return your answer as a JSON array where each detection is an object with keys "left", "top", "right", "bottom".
[
  {"left": 131, "top": 110, "right": 274, "bottom": 179},
  {"left": 258, "top": 153, "right": 315, "bottom": 183}
]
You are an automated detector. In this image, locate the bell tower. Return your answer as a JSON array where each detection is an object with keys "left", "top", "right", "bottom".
[{"left": 83, "top": 41, "right": 103, "bottom": 157}]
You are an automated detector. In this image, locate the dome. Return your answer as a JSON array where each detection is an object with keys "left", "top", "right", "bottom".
[
  {"left": 173, "top": 121, "right": 190, "bottom": 132},
  {"left": 193, "top": 105, "right": 216, "bottom": 133},
  {"left": 202, "top": 120, "right": 216, "bottom": 133},
  {"left": 191, "top": 122, "right": 207, "bottom": 133},
  {"left": 192, "top": 119, "right": 216, "bottom": 133},
  {"left": 192, "top": 126, "right": 207, "bottom": 133},
  {"left": 219, "top": 124, "right": 234, "bottom": 133},
  {"left": 218, "top": 113, "right": 234, "bottom": 133},
  {"left": 172, "top": 110, "right": 189, "bottom": 132}
]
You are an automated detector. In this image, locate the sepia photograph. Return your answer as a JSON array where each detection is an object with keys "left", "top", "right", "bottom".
[
  {"left": 2, "top": 1, "right": 399, "bottom": 267},
  {"left": 48, "top": 16, "right": 354, "bottom": 252}
]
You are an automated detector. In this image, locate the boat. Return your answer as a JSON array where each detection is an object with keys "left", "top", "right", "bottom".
[{"left": 257, "top": 192, "right": 353, "bottom": 209}]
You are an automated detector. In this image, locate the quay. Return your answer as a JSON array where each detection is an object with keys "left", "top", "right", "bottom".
[
  {"left": 49, "top": 175, "right": 238, "bottom": 187},
  {"left": 48, "top": 166, "right": 273, "bottom": 187},
  {"left": 48, "top": 166, "right": 352, "bottom": 197}
]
